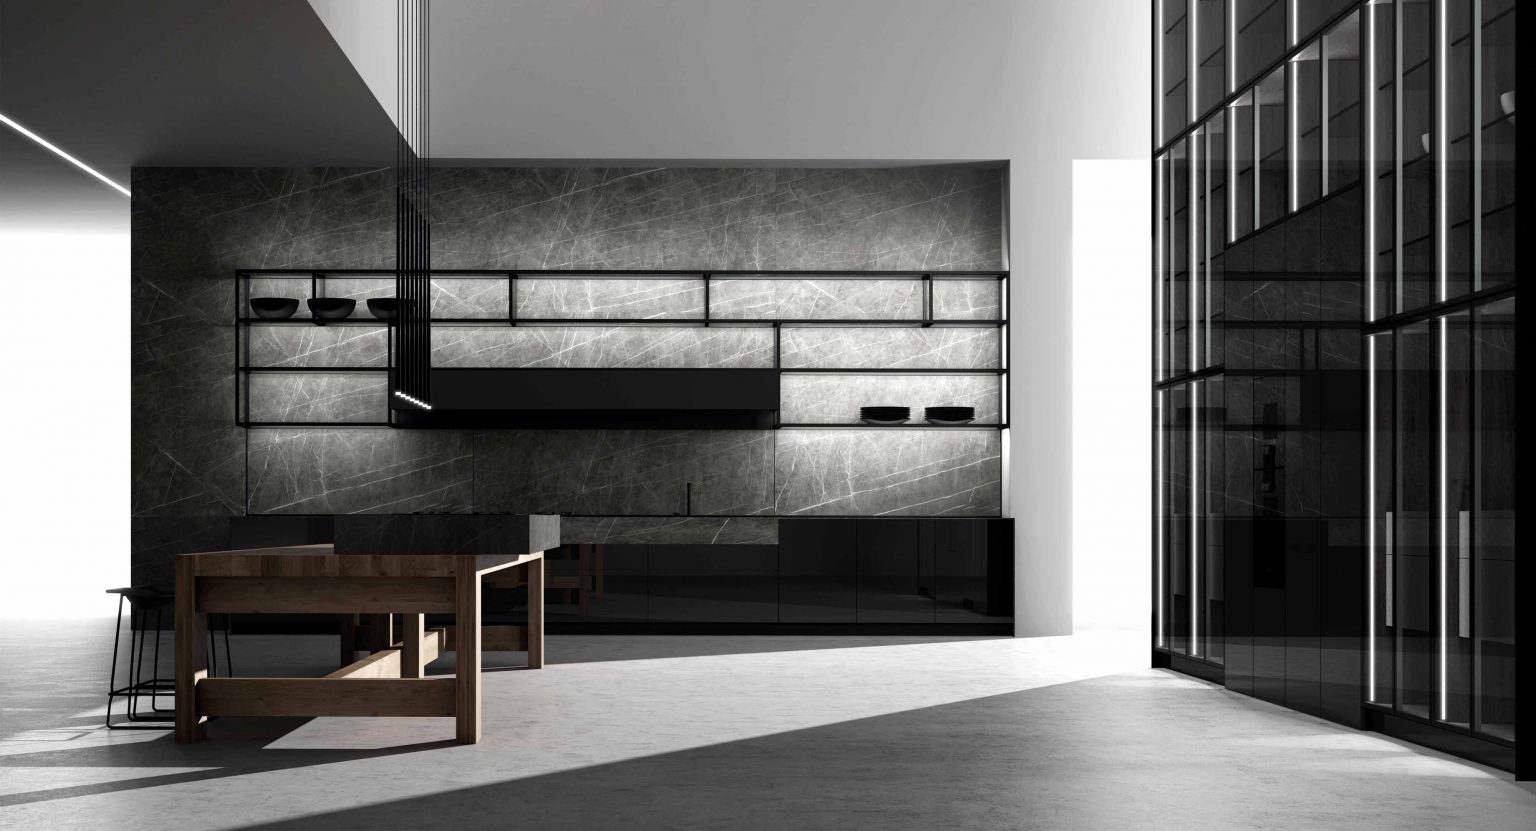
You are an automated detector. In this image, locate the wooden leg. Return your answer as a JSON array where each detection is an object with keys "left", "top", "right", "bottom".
[
  {"left": 577, "top": 544, "right": 591, "bottom": 616},
  {"left": 365, "top": 613, "right": 394, "bottom": 653},
  {"left": 175, "top": 557, "right": 208, "bottom": 743},
  {"left": 454, "top": 558, "right": 481, "bottom": 744},
  {"left": 527, "top": 553, "right": 545, "bottom": 669},
  {"left": 594, "top": 544, "right": 605, "bottom": 597},
  {"left": 402, "top": 613, "right": 425, "bottom": 678},
  {"left": 339, "top": 614, "right": 357, "bottom": 668}
]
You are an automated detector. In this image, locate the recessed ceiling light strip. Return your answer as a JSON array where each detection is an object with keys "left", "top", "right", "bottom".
[{"left": 0, "top": 111, "right": 130, "bottom": 198}]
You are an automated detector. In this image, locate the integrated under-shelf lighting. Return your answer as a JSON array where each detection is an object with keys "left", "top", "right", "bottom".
[
  {"left": 0, "top": 111, "right": 130, "bottom": 198},
  {"left": 394, "top": 390, "right": 433, "bottom": 410}
]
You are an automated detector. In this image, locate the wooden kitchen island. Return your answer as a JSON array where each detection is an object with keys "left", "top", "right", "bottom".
[{"left": 175, "top": 540, "right": 547, "bottom": 745}]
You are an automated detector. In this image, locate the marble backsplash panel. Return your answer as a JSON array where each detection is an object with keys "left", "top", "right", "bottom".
[
  {"left": 709, "top": 278, "right": 925, "bottom": 320},
  {"left": 428, "top": 167, "right": 1003, "bottom": 271},
  {"left": 430, "top": 326, "right": 775, "bottom": 368},
  {"left": 779, "top": 328, "right": 1000, "bottom": 369},
  {"left": 774, "top": 430, "right": 1002, "bottom": 516},
  {"left": 474, "top": 430, "right": 776, "bottom": 516},
  {"left": 246, "top": 373, "right": 389, "bottom": 424},
  {"left": 780, "top": 374, "right": 1001, "bottom": 424},
  {"left": 247, "top": 429, "right": 473, "bottom": 514},
  {"left": 516, "top": 277, "right": 704, "bottom": 319}
]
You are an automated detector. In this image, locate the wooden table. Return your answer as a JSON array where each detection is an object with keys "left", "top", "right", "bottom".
[{"left": 175, "top": 544, "right": 545, "bottom": 744}]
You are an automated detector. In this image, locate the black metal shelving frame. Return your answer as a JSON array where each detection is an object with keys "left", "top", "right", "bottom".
[{"left": 235, "top": 268, "right": 1010, "bottom": 429}]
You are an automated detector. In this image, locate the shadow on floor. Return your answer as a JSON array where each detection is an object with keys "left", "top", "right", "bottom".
[{"left": 210, "top": 674, "right": 1535, "bottom": 831}]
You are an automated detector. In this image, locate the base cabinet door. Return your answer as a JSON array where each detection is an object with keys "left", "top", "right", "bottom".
[
  {"left": 648, "top": 544, "right": 778, "bottom": 622},
  {"left": 779, "top": 519, "right": 857, "bottom": 622},
  {"left": 856, "top": 519, "right": 934, "bottom": 622}
]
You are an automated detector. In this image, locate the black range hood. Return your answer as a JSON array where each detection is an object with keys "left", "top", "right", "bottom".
[{"left": 392, "top": 368, "right": 779, "bottom": 429}]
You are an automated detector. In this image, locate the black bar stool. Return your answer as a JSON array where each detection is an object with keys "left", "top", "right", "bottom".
[{"left": 105, "top": 587, "right": 234, "bottom": 729}]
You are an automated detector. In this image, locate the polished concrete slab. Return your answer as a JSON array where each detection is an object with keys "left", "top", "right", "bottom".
[{"left": 1, "top": 618, "right": 1532, "bottom": 830}]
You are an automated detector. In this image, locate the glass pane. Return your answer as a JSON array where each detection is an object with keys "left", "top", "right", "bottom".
[
  {"left": 1257, "top": 68, "right": 1288, "bottom": 226},
  {"left": 1473, "top": 298, "right": 1515, "bottom": 740},
  {"left": 1393, "top": 319, "right": 1434, "bottom": 718},
  {"left": 1368, "top": 330, "right": 1395, "bottom": 704},
  {"left": 1203, "top": 375, "right": 1226, "bottom": 664},
  {"left": 1324, "top": 11, "right": 1362, "bottom": 194},
  {"left": 1297, "top": 0, "right": 1358, "bottom": 43},
  {"left": 1444, "top": 0, "right": 1475, "bottom": 300},
  {"left": 1173, "top": 141, "right": 1191, "bottom": 375},
  {"left": 1231, "top": 90, "right": 1256, "bottom": 239},
  {"left": 1165, "top": 0, "right": 1192, "bottom": 141},
  {"left": 1442, "top": 310, "right": 1473, "bottom": 726},
  {"left": 1196, "top": 0, "right": 1229, "bottom": 115},
  {"left": 1171, "top": 384, "right": 1191, "bottom": 654},
  {"left": 1399, "top": 0, "right": 1434, "bottom": 311},
  {"left": 1478, "top": 6, "right": 1515, "bottom": 290},
  {"left": 1235, "top": 0, "right": 1287, "bottom": 89},
  {"left": 1369, "top": 0, "right": 1396, "bottom": 319},
  {"left": 1293, "top": 40, "right": 1324, "bottom": 208}
]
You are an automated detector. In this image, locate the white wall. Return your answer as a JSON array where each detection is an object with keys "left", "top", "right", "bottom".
[
  {"left": 309, "top": 0, "right": 1152, "bottom": 635},
  {"left": 0, "top": 231, "right": 130, "bottom": 618},
  {"left": 1072, "top": 160, "right": 1151, "bottom": 632}
]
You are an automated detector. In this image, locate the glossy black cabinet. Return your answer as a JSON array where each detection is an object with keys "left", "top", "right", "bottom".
[
  {"left": 856, "top": 519, "right": 933, "bottom": 623},
  {"left": 779, "top": 518, "right": 857, "bottom": 623},
  {"left": 544, "top": 519, "right": 1013, "bottom": 627},
  {"left": 649, "top": 544, "right": 778, "bottom": 623}
]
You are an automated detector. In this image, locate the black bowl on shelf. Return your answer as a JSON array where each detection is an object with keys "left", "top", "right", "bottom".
[
  {"left": 249, "top": 297, "right": 299, "bottom": 319},
  {"left": 366, "top": 297, "right": 407, "bottom": 321},
  {"left": 859, "top": 406, "right": 911, "bottom": 426},
  {"left": 306, "top": 297, "right": 356, "bottom": 323},
  {"left": 924, "top": 406, "right": 976, "bottom": 425}
]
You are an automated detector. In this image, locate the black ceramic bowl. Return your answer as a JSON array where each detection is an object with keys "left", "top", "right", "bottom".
[
  {"left": 249, "top": 297, "right": 299, "bottom": 319},
  {"left": 860, "top": 406, "right": 911, "bottom": 426},
  {"left": 306, "top": 297, "right": 357, "bottom": 321},
  {"left": 366, "top": 298, "right": 401, "bottom": 320}
]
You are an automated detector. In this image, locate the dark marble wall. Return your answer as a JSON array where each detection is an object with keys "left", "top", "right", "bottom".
[{"left": 131, "top": 166, "right": 1005, "bottom": 584}]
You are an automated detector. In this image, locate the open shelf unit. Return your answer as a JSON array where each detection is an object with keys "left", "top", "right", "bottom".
[{"left": 236, "top": 269, "right": 1009, "bottom": 429}]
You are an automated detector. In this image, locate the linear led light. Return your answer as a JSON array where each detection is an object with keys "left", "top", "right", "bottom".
[
  {"left": 1228, "top": 104, "right": 1237, "bottom": 242},
  {"left": 1191, "top": 129, "right": 1200, "bottom": 369},
  {"left": 393, "top": 390, "right": 433, "bottom": 410},
  {"left": 0, "top": 111, "right": 130, "bottom": 198},
  {"left": 1367, "top": 335, "right": 1377, "bottom": 702}
]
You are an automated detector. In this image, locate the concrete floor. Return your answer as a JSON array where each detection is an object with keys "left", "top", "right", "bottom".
[{"left": 1, "top": 619, "right": 1533, "bottom": 830}]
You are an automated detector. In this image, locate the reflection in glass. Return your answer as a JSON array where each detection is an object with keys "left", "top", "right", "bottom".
[
  {"left": 1257, "top": 68, "right": 1288, "bottom": 226},
  {"left": 1474, "top": 298, "right": 1515, "bottom": 740},
  {"left": 1164, "top": 0, "right": 1192, "bottom": 142},
  {"left": 1368, "top": 331, "right": 1394, "bottom": 704},
  {"left": 1393, "top": 320, "right": 1434, "bottom": 719},
  {"left": 1235, "top": 0, "right": 1288, "bottom": 88},
  {"left": 1479, "top": 4, "right": 1515, "bottom": 290},
  {"left": 1324, "top": 11, "right": 1362, "bottom": 194},
  {"left": 1441, "top": 310, "right": 1472, "bottom": 726},
  {"left": 1231, "top": 91, "right": 1256, "bottom": 239},
  {"left": 1292, "top": 40, "right": 1323, "bottom": 208}
]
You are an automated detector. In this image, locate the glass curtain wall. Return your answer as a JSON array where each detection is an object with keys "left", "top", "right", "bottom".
[{"left": 1156, "top": 0, "right": 1516, "bottom": 751}]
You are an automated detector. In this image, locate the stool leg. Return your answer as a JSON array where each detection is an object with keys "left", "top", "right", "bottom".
[
  {"left": 105, "top": 594, "right": 125, "bottom": 728},
  {"left": 130, "top": 603, "right": 146, "bottom": 720},
  {"left": 151, "top": 607, "right": 169, "bottom": 712},
  {"left": 223, "top": 616, "right": 234, "bottom": 677}
]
